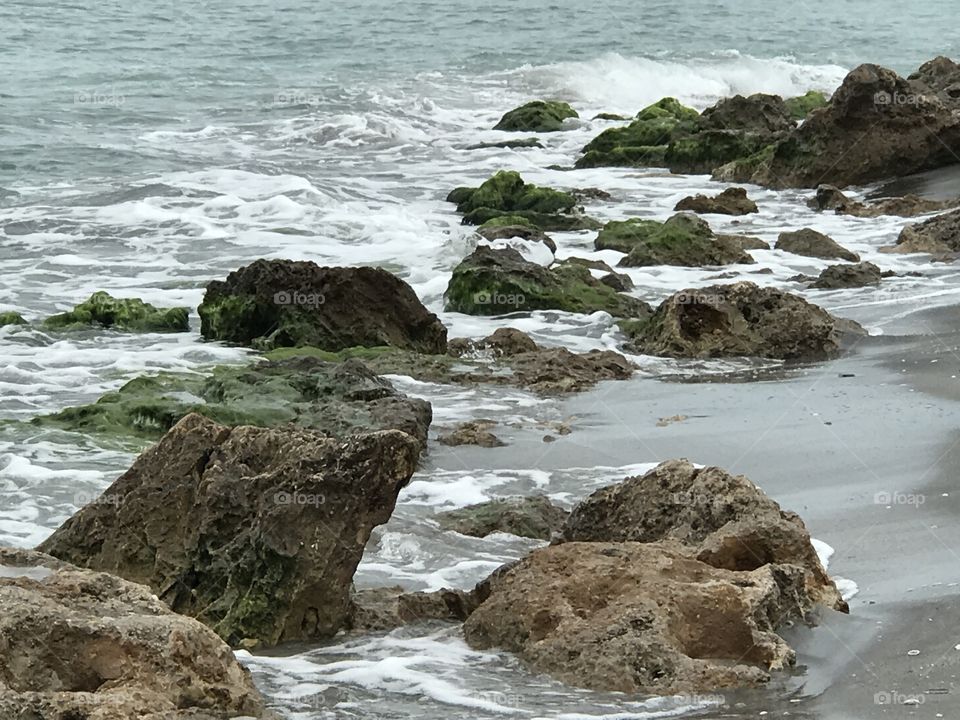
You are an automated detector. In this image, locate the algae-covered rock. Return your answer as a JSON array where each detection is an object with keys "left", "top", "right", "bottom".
[
  {"left": 493, "top": 100, "right": 579, "bottom": 132},
  {"left": 198, "top": 258, "right": 447, "bottom": 352},
  {"left": 466, "top": 138, "right": 544, "bottom": 150},
  {"left": 38, "top": 413, "right": 421, "bottom": 647},
  {"left": 0, "top": 311, "right": 27, "bottom": 327},
  {"left": 784, "top": 90, "right": 829, "bottom": 120},
  {"left": 33, "top": 355, "right": 433, "bottom": 449},
  {"left": 635, "top": 97, "right": 700, "bottom": 123},
  {"left": 444, "top": 245, "right": 652, "bottom": 317},
  {"left": 43, "top": 291, "right": 189, "bottom": 333},
  {"left": 665, "top": 129, "right": 774, "bottom": 175},
  {"left": 437, "top": 496, "right": 568, "bottom": 540}
]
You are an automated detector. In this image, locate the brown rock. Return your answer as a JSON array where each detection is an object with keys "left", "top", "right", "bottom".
[
  {"left": 810, "top": 262, "right": 883, "bottom": 289},
  {"left": 896, "top": 208, "right": 960, "bottom": 251},
  {"left": 674, "top": 187, "right": 759, "bottom": 215},
  {"left": 776, "top": 228, "right": 859, "bottom": 261},
  {"left": 476, "top": 224, "right": 557, "bottom": 253},
  {"left": 437, "top": 420, "right": 506, "bottom": 448},
  {"left": 436, "top": 496, "right": 569, "bottom": 539},
  {"left": 347, "top": 586, "right": 479, "bottom": 632},
  {"left": 808, "top": 184, "right": 958, "bottom": 217}
]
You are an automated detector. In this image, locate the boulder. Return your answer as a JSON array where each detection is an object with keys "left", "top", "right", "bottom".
[
  {"left": 37, "top": 413, "right": 421, "bottom": 647},
  {"left": 43, "top": 291, "right": 189, "bottom": 333},
  {"left": 437, "top": 419, "right": 505, "bottom": 448},
  {"left": 810, "top": 261, "right": 883, "bottom": 289},
  {"left": 437, "top": 496, "right": 568, "bottom": 539},
  {"left": 444, "top": 245, "right": 653, "bottom": 317},
  {"left": 599, "top": 271, "right": 634, "bottom": 291},
  {"left": 493, "top": 101, "right": 579, "bottom": 132},
  {"left": 696, "top": 93, "right": 795, "bottom": 136},
  {"left": 808, "top": 184, "right": 957, "bottom": 217},
  {"left": 0, "top": 546, "right": 272, "bottom": 719},
  {"left": 198, "top": 259, "right": 447, "bottom": 353},
  {"left": 624, "top": 281, "right": 861, "bottom": 360},
  {"left": 784, "top": 90, "right": 829, "bottom": 120},
  {"left": 908, "top": 56, "right": 960, "bottom": 110},
  {"left": 33, "top": 356, "right": 433, "bottom": 451},
  {"left": 776, "top": 228, "right": 859, "bottom": 261},
  {"left": 896, "top": 208, "right": 960, "bottom": 251},
  {"left": 0, "top": 311, "right": 27, "bottom": 327},
  {"left": 674, "top": 187, "right": 758, "bottom": 215}
]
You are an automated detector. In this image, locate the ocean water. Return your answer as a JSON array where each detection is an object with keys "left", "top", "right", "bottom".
[{"left": 0, "top": 2, "right": 956, "bottom": 717}]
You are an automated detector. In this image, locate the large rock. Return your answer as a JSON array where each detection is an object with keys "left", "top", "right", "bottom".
[
  {"left": 437, "top": 496, "right": 569, "bottom": 540},
  {"left": 0, "top": 546, "right": 272, "bottom": 720},
  {"left": 33, "top": 356, "right": 433, "bottom": 450},
  {"left": 674, "top": 186, "right": 758, "bottom": 215},
  {"left": 623, "top": 281, "right": 861, "bottom": 360},
  {"left": 198, "top": 259, "right": 447, "bottom": 352},
  {"left": 595, "top": 213, "right": 755, "bottom": 267},
  {"left": 723, "top": 64, "right": 960, "bottom": 188},
  {"left": 444, "top": 245, "right": 652, "bottom": 317},
  {"left": 697, "top": 93, "right": 796, "bottom": 136},
  {"left": 776, "top": 228, "right": 859, "bottom": 261},
  {"left": 38, "top": 413, "right": 421, "bottom": 647},
  {"left": 810, "top": 262, "right": 883, "bottom": 289},
  {"left": 896, "top": 208, "right": 960, "bottom": 251},
  {"left": 908, "top": 56, "right": 960, "bottom": 110},
  {"left": 43, "top": 291, "right": 189, "bottom": 333},
  {"left": 493, "top": 100, "right": 579, "bottom": 132}
]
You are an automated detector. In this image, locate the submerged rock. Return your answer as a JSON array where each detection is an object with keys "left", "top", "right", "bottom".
[
  {"left": 624, "top": 281, "right": 861, "bottom": 360},
  {"left": 0, "top": 311, "right": 27, "bottom": 327},
  {"left": 38, "top": 413, "right": 421, "bottom": 647},
  {"left": 674, "top": 186, "right": 758, "bottom": 215},
  {"left": 466, "top": 138, "right": 544, "bottom": 150},
  {"left": 776, "top": 228, "right": 860, "bottom": 261},
  {"left": 437, "top": 419, "right": 505, "bottom": 448},
  {"left": 444, "top": 245, "right": 652, "bottom": 317},
  {"left": 437, "top": 496, "right": 568, "bottom": 540},
  {"left": 810, "top": 261, "right": 883, "bottom": 289},
  {"left": 476, "top": 216, "right": 557, "bottom": 253},
  {"left": 198, "top": 258, "right": 447, "bottom": 353},
  {"left": 493, "top": 101, "right": 579, "bottom": 132},
  {"left": 33, "top": 355, "right": 433, "bottom": 450},
  {"left": 43, "top": 291, "right": 189, "bottom": 333},
  {"left": 0, "top": 546, "right": 272, "bottom": 719}
]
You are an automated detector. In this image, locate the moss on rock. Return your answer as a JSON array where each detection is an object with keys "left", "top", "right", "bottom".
[
  {"left": 493, "top": 100, "right": 579, "bottom": 132},
  {"left": 784, "top": 90, "right": 829, "bottom": 120},
  {"left": 595, "top": 214, "right": 755, "bottom": 267},
  {"left": 42, "top": 292, "right": 189, "bottom": 333},
  {"left": 0, "top": 311, "right": 27, "bottom": 328}
]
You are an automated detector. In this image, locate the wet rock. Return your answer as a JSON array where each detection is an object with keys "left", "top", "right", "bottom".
[
  {"left": 776, "top": 228, "right": 859, "bottom": 261},
  {"left": 718, "top": 234, "right": 770, "bottom": 251},
  {"left": 437, "top": 496, "right": 568, "bottom": 539},
  {"left": 33, "top": 355, "right": 433, "bottom": 450},
  {"left": 674, "top": 187, "right": 758, "bottom": 215},
  {"left": 810, "top": 262, "right": 883, "bottom": 289},
  {"left": 571, "top": 186, "right": 613, "bottom": 202},
  {"left": 599, "top": 271, "right": 634, "bottom": 291},
  {"left": 784, "top": 90, "right": 829, "bottom": 120},
  {"left": 896, "top": 208, "right": 960, "bottom": 251},
  {"left": 437, "top": 419, "right": 505, "bottom": 448},
  {"left": 908, "top": 56, "right": 960, "bottom": 110},
  {"left": 623, "top": 281, "right": 862, "bottom": 360},
  {"left": 444, "top": 245, "right": 652, "bottom": 316},
  {"left": 38, "top": 413, "right": 421, "bottom": 647},
  {"left": 493, "top": 100, "right": 579, "bottom": 132},
  {"left": 808, "top": 184, "right": 957, "bottom": 217},
  {"left": 476, "top": 216, "right": 557, "bottom": 253},
  {"left": 43, "top": 291, "right": 189, "bottom": 333},
  {"left": 697, "top": 93, "right": 795, "bottom": 136},
  {"left": 0, "top": 546, "right": 272, "bottom": 719},
  {"left": 592, "top": 112, "right": 629, "bottom": 121},
  {"left": 198, "top": 258, "right": 447, "bottom": 353},
  {"left": 347, "top": 586, "right": 479, "bottom": 632},
  {"left": 452, "top": 326, "right": 539, "bottom": 357},
  {"left": 504, "top": 346, "right": 635, "bottom": 393},
  {"left": 0, "top": 311, "right": 27, "bottom": 327},
  {"left": 466, "top": 138, "right": 543, "bottom": 150}
]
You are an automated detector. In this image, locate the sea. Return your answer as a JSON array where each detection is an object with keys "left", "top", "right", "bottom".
[{"left": 1, "top": 1, "right": 958, "bottom": 717}]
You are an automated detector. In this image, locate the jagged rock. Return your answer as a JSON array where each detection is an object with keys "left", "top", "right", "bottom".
[
  {"left": 198, "top": 258, "right": 447, "bottom": 353},
  {"left": 37, "top": 413, "right": 421, "bottom": 647},
  {"left": 0, "top": 546, "right": 273, "bottom": 720},
  {"left": 437, "top": 420, "right": 505, "bottom": 448},
  {"left": 347, "top": 586, "right": 479, "bottom": 632},
  {"left": 493, "top": 101, "right": 579, "bottom": 132},
  {"left": 718, "top": 234, "right": 770, "bottom": 251},
  {"left": 444, "top": 245, "right": 652, "bottom": 316},
  {"left": 674, "top": 187, "right": 758, "bottom": 215},
  {"left": 623, "top": 281, "right": 862, "bottom": 360},
  {"left": 776, "top": 228, "right": 859, "bottom": 261},
  {"left": 808, "top": 184, "right": 957, "bottom": 217},
  {"left": 450, "top": 327, "right": 539, "bottom": 357},
  {"left": 896, "top": 208, "right": 960, "bottom": 251},
  {"left": 810, "top": 262, "right": 883, "bottom": 289},
  {"left": 908, "top": 56, "right": 960, "bottom": 110},
  {"left": 437, "top": 496, "right": 568, "bottom": 539},
  {"left": 43, "top": 292, "right": 189, "bottom": 333}
]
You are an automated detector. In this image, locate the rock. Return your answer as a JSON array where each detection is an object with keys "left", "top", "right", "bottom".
[
  {"left": 437, "top": 496, "right": 568, "bottom": 540},
  {"left": 624, "top": 281, "right": 862, "bottom": 360},
  {"left": 596, "top": 213, "right": 755, "bottom": 267},
  {"left": 33, "top": 355, "right": 433, "bottom": 450},
  {"left": 0, "top": 311, "right": 27, "bottom": 327},
  {"left": 908, "top": 56, "right": 960, "bottom": 110},
  {"left": 784, "top": 90, "right": 829, "bottom": 120},
  {"left": 599, "top": 271, "right": 634, "bottom": 291},
  {"left": 437, "top": 420, "right": 505, "bottom": 448},
  {"left": 664, "top": 130, "right": 774, "bottom": 175},
  {"left": 452, "top": 326, "right": 539, "bottom": 357},
  {"left": 730, "top": 64, "right": 960, "bottom": 188},
  {"left": 808, "top": 184, "right": 957, "bottom": 217},
  {"left": 444, "top": 245, "right": 652, "bottom": 317},
  {"left": 697, "top": 93, "right": 795, "bottom": 136},
  {"left": 554, "top": 256, "right": 617, "bottom": 273},
  {"left": 575, "top": 98, "right": 698, "bottom": 168},
  {"left": 347, "top": 586, "right": 479, "bottom": 632},
  {"left": 43, "top": 291, "right": 189, "bottom": 333},
  {"left": 896, "top": 208, "right": 960, "bottom": 251},
  {"left": 476, "top": 216, "right": 557, "bottom": 253},
  {"left": 718, "top": 234, "right": 770, "bottom": 251},
  {"left": 558, "top": 459, "right": 845, "bottom": 612},
  {"left": 37, "top": 413, "right": 421, "bottom": 647},
  {"left": 776, "top": 228, "right": 859, "bottom": 261},
  {"left": 463, "top": 541, "right": 808, "bottom": 694},
  {"left": 810, "top": 262, "right": 883, "bottom": 289},
  {"left": 198, "top": 258, "right": 447, "bottom": 353},
  {"left": 0, "top": 546, "right": 272, "bottom": 719},
  {"left": 466, "top": 138, "right": 544, "bottom": 150},
  {"left": 570, "top": 187, "right": 613, "bottom": 202},
  {"left": 493, "top": 101, "right": 579, "bottom": 132},
  {"left": 591, "top": 112, "right": 629, "bottom": 121},
  {"left": 447, "top": 171, "right": 599, "bottom": 231},
  {"left": 674, "top": 187, "right": 758, "bottom": 215}
]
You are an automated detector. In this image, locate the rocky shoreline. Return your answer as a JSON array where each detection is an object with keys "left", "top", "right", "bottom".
[{"left": 5, "top": 55, "right": 960, "bottom": 718}]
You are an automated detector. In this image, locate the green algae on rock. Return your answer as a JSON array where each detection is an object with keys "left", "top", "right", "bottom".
[
  {"left": 784, "top": 90, "right": 829, "bottom": 120},
  {"left": 445, "top": 245, "right": 652, "bottom": 317},
  {"left": 0, "top": 311, "right": 27, "bottom": 328},
  {"left": 42, "top": 291, "right": 189, "bottom": 333},
  {"left": 198, "top": 258, "right": 447, "bottom": 352},
  {"left": 493, "top": 100, "right": 579, "bottom": 132}
]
